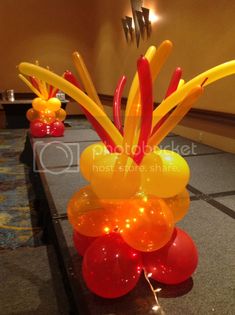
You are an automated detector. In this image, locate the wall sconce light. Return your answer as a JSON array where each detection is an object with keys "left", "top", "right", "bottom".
[{"left": 122, "top": 0, "right": 153, "bottom": 47}]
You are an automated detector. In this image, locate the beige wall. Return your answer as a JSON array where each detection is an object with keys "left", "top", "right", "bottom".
[{"left": 0, "top": 0, "right": 235, "bottom": 114}]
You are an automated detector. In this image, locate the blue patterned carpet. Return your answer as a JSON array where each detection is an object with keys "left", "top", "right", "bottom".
[
  {"left": 0, "top": 117, "right": 92, "bottom": 249},
  {"left": 0, "top": 129, "right": 43, "bottom": 249}
]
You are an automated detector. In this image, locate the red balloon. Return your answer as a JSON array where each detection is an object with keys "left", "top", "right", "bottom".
[
  {"left": 73, "top": 230, "right": 96, "bottom": 256},
  {"left": 142, "top": 228, "right": 198, "bottom": 285},
  {"left": 113, "top": 75, "right": 126, "bottom": 134},
  {"left": 30, "top": 119, "right": 48, "bottom": 137},
  {"left": 50, "top": 120, "right": 65, "bottom": 137},
  {"left": 82, "top": 233, "right": 142, "bottom": 298}
]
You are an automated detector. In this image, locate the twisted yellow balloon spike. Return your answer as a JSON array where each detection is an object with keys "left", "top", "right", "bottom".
[
  {"left": 148, "top": 86, "right": 203, "bottom": 148},
  {"left": 177, "top": 79, "right": 185, "bottom": 89},
  {"left": 19, "top": 63, "right": 123, "bottom": 146},
  {"left": 152, "top": 60, "right": 235, "bottom": 128},
  {"left": 123, "top": 102, "right": 141, "bottom": 156},
  {"left": 18, "top": 74, "right": 43, "bottom": 98},
  {"left": 72, "top": 52, "right": 104, "bottom": 110}
]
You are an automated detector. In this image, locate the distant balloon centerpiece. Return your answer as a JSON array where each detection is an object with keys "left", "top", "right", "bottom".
[
  {"left": 18, "top": 40, "right": 235, "bottom": 299},
  {"left": 19, "top": 66, "right": 69, "bottom": 137}
]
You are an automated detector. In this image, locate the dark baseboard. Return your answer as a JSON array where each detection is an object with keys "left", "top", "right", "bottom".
[
  {"left": 14, "top": 92, "right": 35, "bottom": 99},
  {"left": 3, "top": 92, "right": 235, "bottom": 125},
  {"left": 186, "top": 108, "right": 235, "bottom": 125}
]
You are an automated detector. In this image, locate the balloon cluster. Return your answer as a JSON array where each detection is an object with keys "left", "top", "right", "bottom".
[
  {"left": 18, "top": 40, "right": 235, "bottom": 299},
  {"left": 27, "top": 97, "right": 66, "bottom": 137},
  {"left": 19, "top": 68, "right": 67, "bottom": 137}
]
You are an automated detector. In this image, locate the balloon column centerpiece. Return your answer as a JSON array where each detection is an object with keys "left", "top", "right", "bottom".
[
  {"left": 18, "top": 40, "right": 235, "bottom": 302},
  {"left": 19, "top": 67, "right": 67, "bottom": 137}
]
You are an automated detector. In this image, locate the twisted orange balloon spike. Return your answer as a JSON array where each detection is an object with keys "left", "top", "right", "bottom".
[{"left": 148, "top": 86, "right": 204, "bottom": 148}]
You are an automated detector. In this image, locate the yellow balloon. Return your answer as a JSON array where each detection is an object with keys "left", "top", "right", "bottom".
[
  {"left": 47, "top": 97, "right": 61, "bottom": 111},
  {"left": 26, "top": 108, "right": 38, "bottom": 121},
  {"left": 55, "top": 108, "right": 66, "bottom": 121},
  {"left": 140, "top": 150, "right": 190, "bottom": 198},
  {"left": 80, "top": 142, "right": 109, "bottom": 181},
  {"left": 32, "top": 97, "right": 47, "bottom": 111},
  {"left": 67, "top": 186, "right": 126, "bottom": 237},
  {"left": 164, "top": 189, "right": 190, "bottom": 222},
  {"left": 91, "top": 153, "right": 141, "bottom": 201}
]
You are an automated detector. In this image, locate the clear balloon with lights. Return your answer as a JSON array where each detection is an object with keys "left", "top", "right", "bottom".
[{"left": 18, "top": 40, "right": 235, "bottom": 302}]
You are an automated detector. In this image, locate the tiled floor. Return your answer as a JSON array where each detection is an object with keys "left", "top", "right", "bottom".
[{"left": 33, "top": 126, "right": 235, "bottom": 314}]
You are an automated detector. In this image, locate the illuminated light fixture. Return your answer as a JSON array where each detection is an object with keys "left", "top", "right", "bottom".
[{"left": 122, "top": 0, "right": 156, "bottom": 47}]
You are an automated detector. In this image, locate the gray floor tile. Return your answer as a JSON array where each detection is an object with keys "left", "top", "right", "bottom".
[
  {"left": 32, "top": 128, "right": 100, "bottom": 144},
  {"left": 35, "top": 141, "right": 98, "bottom": 169},
  {"left": 160, "top": 136, "right": 220, "bottom": 156},
  {"left": 0, "top": 246, "right": 69, "bottom": 315},
  {"left": 43, "top": 167, "right": 88, "bottom": 215},
  {"left": 214, "top": 195, "right": 235, "bottom": 212},
  {"left": 186, "top": 153, "right": 235, "bottom": 194},
  {"left": 166, "top": 132, "right": 177, "bottom": 137}
]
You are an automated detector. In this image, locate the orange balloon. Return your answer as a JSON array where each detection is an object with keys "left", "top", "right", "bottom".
[
  {"left": 47, "top": 97, "right": 61, "bottom": 111},
  {"left": 67, "top": 186, "right": 126, "bottom": 237},
  {"left": 120, "top": 194, "right": 174, "bottom": 252},
  {"left": 26, "top": 108, "right": 38, "bottom": 121},
  {"left": 32, "top": 97, "right": 47, "bottom": 111},
  {"left": 55, "top": 108, "right": 66, "bottom": 121},
  {"left": 39, "top": 109, "right": 56, "bottom": 124},
  {"left": 164, "top": 189, "right": 190, "bottom": 223}
]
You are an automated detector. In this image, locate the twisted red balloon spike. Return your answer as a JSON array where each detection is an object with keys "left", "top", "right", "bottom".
[
  {"left": 48, "top": 85, "right": 53, "bottom": 98},
  {"left": 48, "top": 85, "right": 58, "bottom": 98},
  {"left": 201, "top": 77, "right": 208, "bottom": 87},
  {"left": 63, "top": 70, "right": 82, "bottom": 89},
  {"left": 151, "top": 67, "right": 182, "bottom": 136},
  {"left": 29, "top": 76, "right": 40, "bottom": 91},
  {"left": 133, "top": 57, "right": 153, "bottom": 165},
  {"left": 164, "top": 67, "right": 182, "bottom": 98},
  {"left": 151, "top": 108, "right": 175, "bottom": 137},
  {"left": 83, "top": 108, "right": 117, "bottom": 153},
  {"left": 113, "top": 75, "right": 126, "bottom": 135},
  {"left": 63, "top": 70, "right": 116, "bottom": 152}
]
